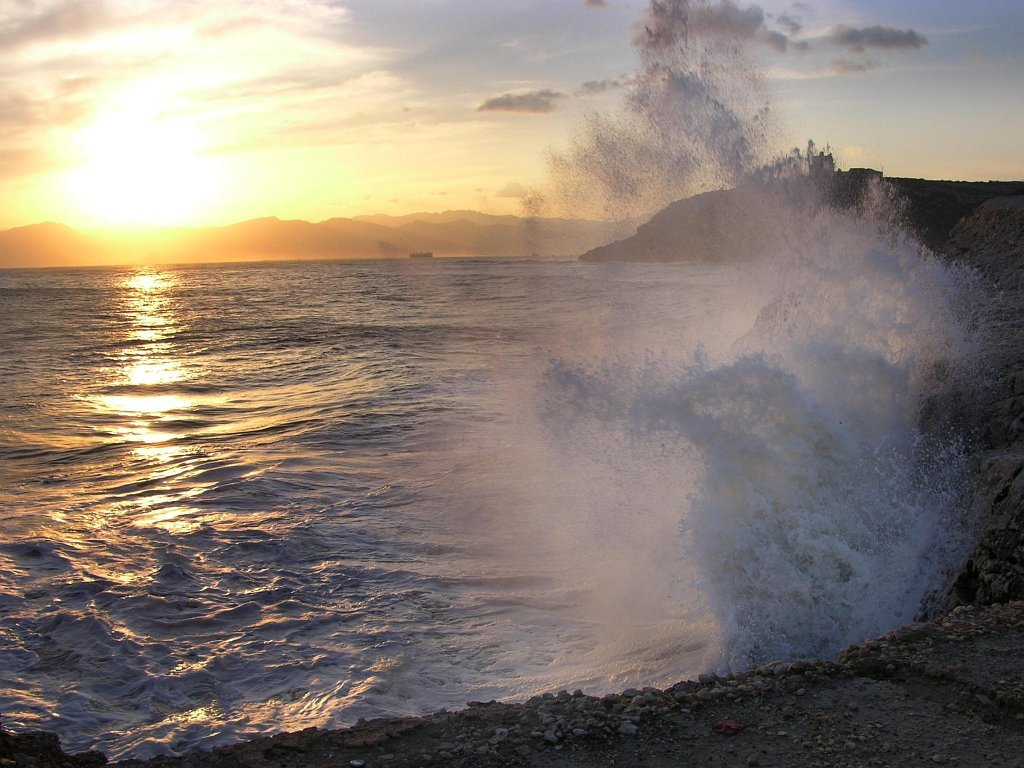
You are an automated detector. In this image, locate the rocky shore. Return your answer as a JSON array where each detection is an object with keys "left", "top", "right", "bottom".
[
  {"left": 3, "top": 196, "right": 1023, "bottom": 768},
  {"left": 938, "top": 197, "right": 1024, "bottom": 612}
]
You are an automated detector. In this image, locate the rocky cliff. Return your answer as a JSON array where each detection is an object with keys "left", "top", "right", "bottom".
[
  {"left": 579, "top": 178, "right": 1023, "bottom": 264},
  {"left": 940, "top": 197, "right": 1024, "bottom": 610}
]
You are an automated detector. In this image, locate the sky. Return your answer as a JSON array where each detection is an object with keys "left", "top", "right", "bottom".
[{"left": 1, "top": 0, "right": 1021, "bottom": 229}]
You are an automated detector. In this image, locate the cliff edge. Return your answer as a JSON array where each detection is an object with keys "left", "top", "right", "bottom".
[
  {"left": 579, "top": 178, "right": 1023, "bottom": 264},
  {"left": 940, "top": 197, "right": 1024, "bottom": 611}
]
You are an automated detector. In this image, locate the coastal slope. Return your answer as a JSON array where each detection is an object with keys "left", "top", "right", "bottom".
[
  {"left": 940, "top": 197, "right": 1024, "bottom": 611},
  {"left": 579, "top": 178, "right": 1023, "bottom": 264}
]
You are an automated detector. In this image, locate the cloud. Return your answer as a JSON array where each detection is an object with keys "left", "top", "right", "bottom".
[
  {"left": 496, "top": 181, "right": 528, "bottom": 197},
  {"left": 637, "top": 4, "right": 926, "bottom": 62},
  {"left": 0, "top": 1, "right": 112, "bottom": 49},
  {"left": 775, "top": 12, "right": 802, "bottom": 36},
  {"left": 0, "top": 0, "right": 387, "bottom": 179},
  {"left": 830, "top": 57, "right": 877, "bottom": 75},
  {"left": 0, "top": 147, "right": 61, "bottom": 178},
  {"left": 583, "top": 0, "right": 607, "bottom": 7},
  {"left": 576, "top": 75, "right": 632, "bottom": 95},
  {"left": 828, "top": 25, "right": 928, "bottom": 52},
  {"left": 478, "top": 89, "right": 565, "bottom": 113},
  {"left": 0, "top": 91, "right": 88, "bottom": 136},
  {"left": 762, "top": 29, "right": 788, "bottom": 52}
]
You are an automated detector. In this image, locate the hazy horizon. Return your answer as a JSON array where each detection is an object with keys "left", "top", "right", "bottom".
[{"left": 1, "top": 0, "right": 1021, "bottom": 246}]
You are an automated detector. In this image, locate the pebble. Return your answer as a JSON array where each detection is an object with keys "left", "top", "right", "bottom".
[{"left": 618, "top": 722, "right": 639, "bottom": 736}]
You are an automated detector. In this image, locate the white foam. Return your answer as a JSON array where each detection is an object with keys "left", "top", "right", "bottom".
[{"left": 470, "top": 191, "right": 983, "bottom": 674}]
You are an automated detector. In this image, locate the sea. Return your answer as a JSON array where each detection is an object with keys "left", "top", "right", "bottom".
[{"left": 0, "top": 239, "right": 984, "bottom": 758}]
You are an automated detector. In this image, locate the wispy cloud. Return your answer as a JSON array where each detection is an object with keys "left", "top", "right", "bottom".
[
  {"left": 583, "top": 0, "right": 607, "bottom": 8},
  {"left": 0, "top": 1, "right": 381, "bottom": 153},
  {"left": 775, "top": 12, "right": 802, "bottom": 36},
  {"left": 829, "top": 57, "right": 877, "bottom": 75},
  {"left": 0, "top": 147, "right": 63, "bottom": 178},
  {"left": 478, "top": 89, "right": 565, "bottom": 113},
  {"left": 576, "top": 75, "right": 632, "bottom": 95},
  {"left": 828, "top": 25, "right": 928, "bottom": 52},
  {"left": 636, "top": 1, "right": 932, "bottom": 71},
  {"left": 762, "top": 29, "right": 788, "bottom": 53},
  {"left": 0, "top": 0, "right": 112, "bottom": 50}
]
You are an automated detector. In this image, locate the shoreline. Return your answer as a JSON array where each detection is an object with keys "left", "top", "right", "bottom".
[
  {"left": 3, "top": 196, "right": 1023, "bottom": 768},
  {"left": 5, "top": 601, "right": 1023, "bottom": 767}
]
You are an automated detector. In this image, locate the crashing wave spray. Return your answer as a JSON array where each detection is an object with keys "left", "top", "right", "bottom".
[
  {"left": 531, "top": 0, "right": 774, "bottom": 221},
  {"left": 508, "top": 0, "right": 987, "bottom": 672}
]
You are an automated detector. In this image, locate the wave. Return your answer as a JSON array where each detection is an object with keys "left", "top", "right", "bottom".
[{"left": 515, "top": 189, "right": 984, "bottom": 671}]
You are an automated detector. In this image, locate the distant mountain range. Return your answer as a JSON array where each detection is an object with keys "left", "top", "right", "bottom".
[
  {"left": 7, "top": 178, "right": 1021, "bottom": 270},
  {"left": 0, "top": 210, "right": 631, "bottom": 269}
]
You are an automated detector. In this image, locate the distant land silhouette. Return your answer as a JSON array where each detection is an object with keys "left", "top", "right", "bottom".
[
  {"left": 580, "top": 177, "right": 1024, "bottom": 263},
  {"left": 0, "top": 211, "right": 632, "bottom": 269},
  {"left": 4, "top": 178, "right": 1022, "bottom": 270}
]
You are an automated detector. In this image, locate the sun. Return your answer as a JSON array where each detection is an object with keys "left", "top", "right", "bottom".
[{"left": 66, "top": 111, "right": 223, "bottom": 227}]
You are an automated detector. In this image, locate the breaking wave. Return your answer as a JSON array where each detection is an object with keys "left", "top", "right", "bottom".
[{"left": 502, "top": 0, "right": 988, "bottom": 671}]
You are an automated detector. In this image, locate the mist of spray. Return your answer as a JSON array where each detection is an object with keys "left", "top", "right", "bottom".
[
  {"left": 489, "top": 0, "right": 988, "bottom": 674},
  {"left": 530, "top": 0, "right": 774, "bottom": 221}
]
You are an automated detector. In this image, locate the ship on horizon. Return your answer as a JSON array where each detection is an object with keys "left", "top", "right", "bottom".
[{"left": 409, "top": 250, "right": 434, "bottom": 259}]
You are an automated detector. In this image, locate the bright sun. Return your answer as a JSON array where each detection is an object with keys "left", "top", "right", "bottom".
[{"left": 66, "top": 112, "right": 222, "bottom": 227}]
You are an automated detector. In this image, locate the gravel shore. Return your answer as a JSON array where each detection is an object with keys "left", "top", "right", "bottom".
[
  {"left": 4, "top": 600, "right": 1023, "bottom": 768},
  {"left": 3, "top": 195, "right": 1023, "bottom": 768}
]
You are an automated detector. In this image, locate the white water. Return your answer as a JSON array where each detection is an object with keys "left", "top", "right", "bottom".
[
  {"left": 513, "top": 0, "right": 986, "bottom": 670},
  {"left": 453, "top": 190, "right": 983, "bottom": 674}
]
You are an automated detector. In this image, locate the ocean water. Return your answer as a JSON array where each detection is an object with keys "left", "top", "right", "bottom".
[{"left": 0, "top": 240, "right": 981, "bottom": 758}]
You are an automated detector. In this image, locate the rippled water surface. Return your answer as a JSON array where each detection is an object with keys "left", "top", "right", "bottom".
[{"left": 0, "top": 258, "right": 723, "bottom": 758}]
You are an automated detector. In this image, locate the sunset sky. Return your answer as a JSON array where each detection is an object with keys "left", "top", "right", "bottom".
[{"left": 2, "top": 0, "right": 1022, "bottom": 230}]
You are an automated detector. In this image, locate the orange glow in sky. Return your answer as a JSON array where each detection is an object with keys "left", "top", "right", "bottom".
[{"left": 0, "top": 1, "right": 1021, "bottom": 233}]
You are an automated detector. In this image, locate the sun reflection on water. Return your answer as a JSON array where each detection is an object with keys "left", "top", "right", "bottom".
[
  {"left": 99, "top": 270, "right": 194, "bottom": 443},
  {"left": 93, "top": 268, "right": 218, "bottom": 534}
]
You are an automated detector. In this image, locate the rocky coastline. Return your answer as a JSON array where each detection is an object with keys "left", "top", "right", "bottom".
[{"left": 3, "top": 196, "right": 1023, "bottom": 768}]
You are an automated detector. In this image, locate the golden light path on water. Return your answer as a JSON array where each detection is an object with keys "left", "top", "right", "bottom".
[{"left": 96, "top": 270, "right": 210, "bottom": 537}]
